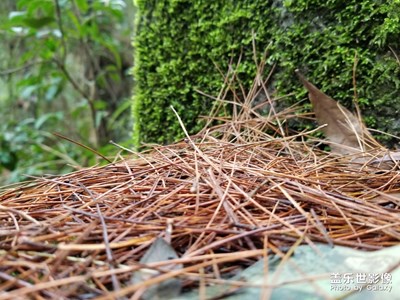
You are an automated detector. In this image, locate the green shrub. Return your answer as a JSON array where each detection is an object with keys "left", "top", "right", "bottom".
[{"left": 0, "top": 0, "right": 135, "bottom": 183}]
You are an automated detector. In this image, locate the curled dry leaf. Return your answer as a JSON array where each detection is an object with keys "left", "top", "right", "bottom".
[{"left": 295, "top": 70, "right": 380, "bottom": 155}]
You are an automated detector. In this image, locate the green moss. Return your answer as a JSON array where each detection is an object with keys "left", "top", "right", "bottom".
[{"left": 132, "top": 0, "right": 400, "bottom": 148}]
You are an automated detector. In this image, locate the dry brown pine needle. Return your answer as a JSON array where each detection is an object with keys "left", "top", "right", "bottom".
[{"left": 0, "top": 131, "right": 399, "bottom": 298}]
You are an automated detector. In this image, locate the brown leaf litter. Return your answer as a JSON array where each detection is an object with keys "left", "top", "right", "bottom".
[
  {"left": 0, "top": 70, "right": 400, "bottom": 299},
  {"left": 295, "top": 70, "right": 381, "bottom": 155}
]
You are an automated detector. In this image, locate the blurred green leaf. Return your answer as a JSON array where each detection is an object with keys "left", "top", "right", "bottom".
[
  {"left": 75, "top": 0, "right": 89, "bottom": 12},
  {"left": 94, "top": 100, "right": 107, "bottom": 110},
  {"left": 34, "top": 112, "right": 63, "bottom": 129},
  {"left": 20, "top": 85, "right": 39, "bottom": 99},
  {"left": 66, "top": 10, "right": 82, "bottom": 34},
  {"left": 25, "top": 0, "right": 54, "bottom": 16},
  {"left": 0, "top": 148, "right": 18, "bottom": 170},
  {"left": 108, "top": 99, "right": 131, "bottom": 129},
  {"left": 23, "top": 16, "right": 55, "bottom": 29}
]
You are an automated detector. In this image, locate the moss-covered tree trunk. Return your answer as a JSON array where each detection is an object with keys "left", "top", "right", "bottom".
[{"left": 132, "top": 0, "right": 399, "bottom": 148}]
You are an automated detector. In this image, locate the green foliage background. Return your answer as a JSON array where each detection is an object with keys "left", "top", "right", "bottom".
[
  {"left": 132, "top": 0, "right": 400, "bottom": 147},
  {"left": 0, "top": 0, "right": 134, "bottom": 184}
]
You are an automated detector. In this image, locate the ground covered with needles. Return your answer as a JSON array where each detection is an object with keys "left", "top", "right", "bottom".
[{"left": 1, "top": 90, "right": 400, "bottom": 299}]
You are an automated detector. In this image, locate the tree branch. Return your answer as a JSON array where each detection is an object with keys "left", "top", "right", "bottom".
[
  {"left": 0, "top": 60, "right": 45, "bottom": 76},
  {"left": 54, "top": 0, "right": 68, "bottom": 63}
]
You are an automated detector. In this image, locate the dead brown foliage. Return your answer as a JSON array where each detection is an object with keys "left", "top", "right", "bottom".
[{"left": 295, "top": 70, "right": 381, "bottom": 155}]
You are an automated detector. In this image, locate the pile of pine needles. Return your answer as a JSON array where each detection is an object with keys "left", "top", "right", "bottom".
[{"left": 1, "top": 68, "right": 400, "bottom": 299}]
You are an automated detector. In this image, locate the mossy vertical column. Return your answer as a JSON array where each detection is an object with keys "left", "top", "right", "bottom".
[{"left": 131, "top": 0, "right": 276, "bottom": 147}]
